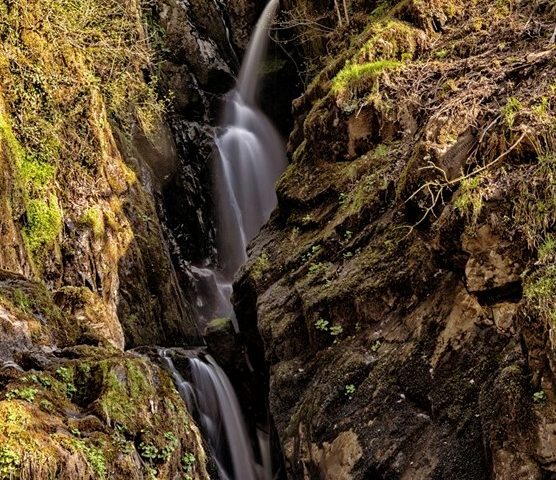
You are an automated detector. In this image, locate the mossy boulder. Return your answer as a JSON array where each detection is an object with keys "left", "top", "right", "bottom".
[{"left": 0, "top": 351, "right": 211, "bottom": 479}]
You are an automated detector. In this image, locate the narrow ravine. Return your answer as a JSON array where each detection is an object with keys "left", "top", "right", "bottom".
[{"left": 158, "top": 1, "right": 286, "bottom": 478}]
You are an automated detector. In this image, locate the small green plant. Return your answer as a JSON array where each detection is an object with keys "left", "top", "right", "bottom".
[
  {"left": 112, "top": 425, "right": 134, "bottom": 455},
  {"left": 344, "top": 230, "right": 353, "bottom": 241},
  {"left": 182, "top": 452, "right": 196, "bottom": 472},
  {"left": 56, "top": 367, "right": 72, "bottom": 383},
  {"left": 6, "top": 387, "right": 38, "bottom": 403},
  {"left": 374, "top": 144, "right": 390, "bottom": 158},
  {"left": 160, "top": 432, "right": 178, "bottom": 462},
  {"left": 251, "top": 251, "right": 271, "bottom": 281},
  {"left": 139, "top": 442, "right": 159, "bottom": 462},
  {"left": 315, "top": 318, "right": 329, "bottom": 332},
  {"left": 0, "top": 446, "right": 21, "bottom": 478},
  {"left": 330, "top": 325, "right": 344, "bottom": 336},
  {"left": 538, "top": 235, "right": 556, "bottom": 262},
  {"left": 65, "top": 382, "right": 77, "bottom": 399},
  {"left": 146, "top": 466, "right": 158, "bottom": 480},
  {"left": 501, "top": 96, "right": 522, "bottom": 130},
  {"left": 345, "top": 384, "right": 356, "bottom": 396},
  {"left": 303, "top": 245, "right": 322, "bottom": 262},
  {"left": 434, "top": 49, "right": 448, "bottom": 59},
  {"left": 139, "top": 432, "right": 178, "bottom": 465},
  {"left": 371, "top": 340, "right": 382, "bottom": 352},
  {"left": 56, "top": 367, "right": 77, "bottom": 399},
  {"left": 308, "top": 262, "right": 325, "bottom": 276},
  {"left": 524, "top": 264, "right": 556, "bottom": 332},
  {"left": 84, "top": 445, "right": 107, "bottom": 479},
  {"left": 40, "top": 399, "right": 54, "bottom": 412},
  {"left": 25, "top": 374, "right": 52, "bottom": 388},
  {"left": 533, "top": 390, "right": 547, "bottom": 405},
  {"left": 454, "top": 175, "right": 484, "bottom": 224}
]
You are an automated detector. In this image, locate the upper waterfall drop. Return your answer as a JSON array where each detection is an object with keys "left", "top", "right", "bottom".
[
  {"left": 236, "top": 0, "right": 280, "bottom": 104},
  {"left": 195, "top": 0, "right": 286, "bottom": 326}
]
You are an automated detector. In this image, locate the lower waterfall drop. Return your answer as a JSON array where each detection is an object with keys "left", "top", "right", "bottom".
[{"left": 159, "top": 350, "right": 266, "bottom": 480}]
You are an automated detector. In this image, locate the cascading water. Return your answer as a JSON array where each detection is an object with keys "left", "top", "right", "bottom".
[
  {"left": 192, "top": 0, "right": 287, "bottom": 329},
  {"left": 159, "top": 350, "right": 263, "bottom": 480},
  {"left": 160, "top": 2, "right": 284, "bottom": 479}
]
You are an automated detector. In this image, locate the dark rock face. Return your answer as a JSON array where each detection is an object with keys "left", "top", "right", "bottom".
[
  {"left": 147, "top": 0, "right": 239, "bottom": 269},
  {"left": 237, "top": 0, "right": 556, "bottom": 478}
]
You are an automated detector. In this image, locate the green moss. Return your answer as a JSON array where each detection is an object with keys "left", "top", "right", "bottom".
[
  {"left": 538, "top": 235, "right": 556, "bottom": 262},
  {"left": 57, "top": 435, "right": 107, "bottom": 479},
  {"left": 11, "top": 288, "right": 32, "bottom": 313},
  {"left": 0, "top": 401, "right": 57, "bottom": 476},
  {"left": 454, "top": 175, "right": 484, "bottom": 224},
  {"left": 0, "top": 113, "right": 26, "bottom": 166},
  {"left": 206, "top": 317, "right": 232, "bottom": 332},
  {"left": 370, "top": 1, "right": 396, "bottom": 20},
  {"left": 524, "top": 265, "right": 556, "bottom": 327},
  {"left": 357, "top": 20, "right": 423, "bottom": 64},
  {"left": 338, "top": 151, "right": 393, "bottom": 216},
  {"left": 22, "top": 195, "right": 63, "bottom": 256},
  {"left": 98, "top": 360, "right": 156, "bottom": 429},
  {"left": 332, "top": 60, "right": 403, "bottom": 96},
  {"left": 0, "top": 112, "right": 55, "bottom": 202},
  {"left": 512, "top": 154, "right": 556, "bottom": 248},
  {"left": 80, "top": 206, "right": 105, "bottom": 239},
  {"left": 17, "top": 156, "right": 56, "bottom": 195}
]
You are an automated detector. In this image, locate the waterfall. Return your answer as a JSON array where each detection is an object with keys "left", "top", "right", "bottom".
[
  {"left": 159, "top": 3, "right": 284, "bottom": 479},
  {"left": 192, "top": 0, "right": 287, "bottom": 329},
  {"left": 159, "top": 349, "right": 265, "bottom": 480}
]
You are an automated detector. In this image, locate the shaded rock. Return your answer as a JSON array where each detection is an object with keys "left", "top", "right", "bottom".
[
  {"left": 236, "top": 1, "right": 556, "bottom": 478},
  {"left": 463, "top": 225, "right": 522, "bottom": 295}
]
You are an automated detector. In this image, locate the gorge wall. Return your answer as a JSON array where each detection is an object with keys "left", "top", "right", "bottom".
[
  {"left": 0, "top": 0, "right": 262, "bottom": 477},
  {"left": 237, "top": 0, "right": 556, "bottom": 479},
  {"left": 0, "top": 0, "right": 555, "bottom": 479}
]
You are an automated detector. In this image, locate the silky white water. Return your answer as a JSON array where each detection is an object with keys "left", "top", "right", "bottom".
[
  {"left": 192, "top": 0, "right": 286, "bottom": 329},
  {"left": 163, "top": 2, "right": 283, "bottom": 478},
  {"left": 159, "top": 350, "right": 264, "bottom": 480}
]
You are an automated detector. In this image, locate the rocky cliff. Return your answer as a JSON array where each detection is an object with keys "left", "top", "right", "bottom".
[
  {"left": 0, "top": 0, "right": 249, "bottom": 476},
  {"left": 237, "top": 0, "right": 556, "bottom": 478}
]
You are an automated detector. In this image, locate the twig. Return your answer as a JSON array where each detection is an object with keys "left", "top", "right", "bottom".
[{"left": 404, "top": 131, "right": 527, "bottom": 229}]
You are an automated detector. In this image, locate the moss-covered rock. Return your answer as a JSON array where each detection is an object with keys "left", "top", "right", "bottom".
[{"left": 0, "top": 351, "right": 211, "bottom": 479}]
